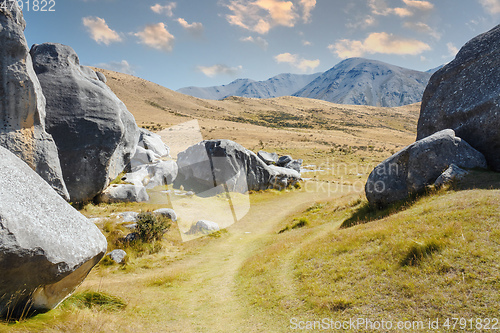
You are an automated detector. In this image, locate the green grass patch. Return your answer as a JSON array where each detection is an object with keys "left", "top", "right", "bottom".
[
  {"left": 62, "top": 292, "right": 126, "bottom": 312},
  {"left": 400, "top": 239, "right": 444, "bottom": 266}
]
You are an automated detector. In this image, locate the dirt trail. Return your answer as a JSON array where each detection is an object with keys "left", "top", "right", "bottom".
[{"left": 84, "top": 186, "right": 349, "bottom": 332}]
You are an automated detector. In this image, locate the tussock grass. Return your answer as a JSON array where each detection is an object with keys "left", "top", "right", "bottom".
[
  {"left": 238, "top": 181, "right": 500, "bottom": 321},
  {"left": 62, "top": 291, "right": 126, "bottom": 312}
]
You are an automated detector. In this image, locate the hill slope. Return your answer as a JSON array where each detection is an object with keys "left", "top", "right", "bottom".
[
  {"left": 177, "top": 73, "right": 320, "bottom": 100},
  {"left": 293, "top": 58, "right": 431, "bottom": 107}
]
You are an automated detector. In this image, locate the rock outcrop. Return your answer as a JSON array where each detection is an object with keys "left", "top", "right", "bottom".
[
  {"left": 176, "top": 140, "right": 301, "bottom": 193},
  {"left": 417, "top": 24, "right": 500, "bottom": 171},
  {"left": 365, "top": 129, "right": 487, "bottom": 207},
  {"left": 0, "top": 3, "right": 69, "bottom": 200},
  {"left": 0, "top": 146, "right": 107, "bottom": 317},
  {"left": 30, "top": 43, "right": 139, "bottom": 202}
]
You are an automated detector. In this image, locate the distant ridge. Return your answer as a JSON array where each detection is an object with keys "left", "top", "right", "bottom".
[
  {"left": 293, "top": 58, "right": 432, "bottom": 107},
  {"left": 177, "top": 73, "right": 321, "bottom": 100},
  {"left": 178, "top": 58, "right": 433, "bottom": 107}
]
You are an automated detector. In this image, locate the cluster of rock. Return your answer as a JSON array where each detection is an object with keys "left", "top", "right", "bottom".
[
  {"left": 365, "top": 24, "right": 500, "bottom": 207},
  {"left": 0, "top": 4, "right": 132, "bottom": 317},
  {"left": 1, "top": 5, "right": 140, "bottom": 203},
  {"left": 175, "top": 140, "right": 301, "bottom": 194},
  {"left": 99, "top": 128, "right": 177, "bottom": 203},
  {"left": 257, "top": 150, "right": 303, "bottom": 173}
]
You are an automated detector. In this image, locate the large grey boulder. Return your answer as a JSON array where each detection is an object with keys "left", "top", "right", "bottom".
[
  {"left": 417, "top": 24, "right": 500, "bottom": 171},
  {"left": 175, "top": 140, "right": 301, "bottom": 193},
  {"left": 98, "top": 184, "right": 149, "bottom": 204},
  {"left": 0, "top": 146, "right": 107, "bottom": 317},
  {"left": 30, "top": 43, "right": 140, "bottom": 202},
  {"left": 0, "top": 3, "right": 69, "bottom": 200},
  {"left": 365, "top": 129, "right": 487, "bottom": 207}
]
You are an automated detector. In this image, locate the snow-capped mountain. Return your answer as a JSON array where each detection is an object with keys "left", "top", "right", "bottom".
[
  {"left": 293, "top": 58, "right": 432, "bottom": 107},
  {"left": 177, "top": 73, "right": 321, "bottom": 100}
]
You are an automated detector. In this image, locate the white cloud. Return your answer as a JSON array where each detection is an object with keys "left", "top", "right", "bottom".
[
  {"left": 177, "top": 18, "right": 204, "bottom": 38},
  {"left": 134, "top": 23, "right": 175, "bottom": 52},
  {"left": 82, "top": 17, "right": 122, "bottom": 45},
  {"left": 151, "top": 2, "right": 177, "bottom": 17},
  {"left": 446, "top": 42, "right": 459, "bottom": 57},
  {"left": 95, "top": 60, "right": 134, "bottom": 75},
  {"left": 402, "top": 0, "right": 434, "bottom": 11},
  {"left": 329, "top": 32, "right": 431, "bottom": 58},
  {"left": 224, "top": 0, "right": 314, "bottom": 34},
  {"left": 404, "top": 22, "right": 441, "bottom": 40},
  {"left": 478, "top": 0, "right": 500, "bottom": 14},
  {"left": 347, "top": 15, "right": 376, "bottom": 29},
  {"left": 368, "top": 0, "right": 412, "bottom": 17},
  {"left": 197, "top": 64, "right": 243, "bottom": 77},
  {"left": 302, "top": 40, "right": 312, "bottom": 46},
  {"left": 240, "top": 36, "right": 269, "bottom": 49},
  {"left": 300, "top": 0, "right": 316, "bottom": 23},
  {"left": 274, "top": 52, "right": 320, "bottom": 72}
]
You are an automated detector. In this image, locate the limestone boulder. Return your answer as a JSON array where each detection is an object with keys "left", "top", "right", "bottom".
[
  {"left": 175, "top": 140, "right": 301, "bottom": 193},
  {"left": 138, "top": 128, "right": 170, "bottom": 157},
  {"left": 186, "top": 220, "right": 220, "bottom": 235},
  {"left": 0, "top": 3, "right": 68, "bottom": 200},
  {"left": 417, "top": 24, "right": 500, "bottom": 171},
  {"left": 365, "top": 129, "right": 487, "bottom": 207},
  {"left": 434, "top": 164, "right": 469, "bottom": 188},
  {"left": 98, "top": 184, "right": 149, "bottom": 204},
  {"left": 30, "top": 43, "right": 139, "bottom": 202},
  {"left": 0, "top": 146, "right": 106, "bottom": 317},
  {"left": 153, "top": 208, "right": 177, "bottom": 222},
  {"left": 257, "top": 150, "right": 279, "bottom": 165}
]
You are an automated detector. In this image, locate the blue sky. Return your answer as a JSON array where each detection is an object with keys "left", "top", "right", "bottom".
[{"left": 22, "top": 0, "right": 500, "bottom": 90}]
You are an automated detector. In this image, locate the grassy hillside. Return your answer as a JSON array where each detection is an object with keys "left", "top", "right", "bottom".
[{"left": 2, "top": 70, "right": 499, "bottom": 332}]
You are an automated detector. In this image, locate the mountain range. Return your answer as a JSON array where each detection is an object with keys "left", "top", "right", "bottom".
[
  {"left": 177, "top": 73, "right": 321, "bottom": 100},
  {"left": 177, "top": 58, "right": 434, "bottom": 107}
]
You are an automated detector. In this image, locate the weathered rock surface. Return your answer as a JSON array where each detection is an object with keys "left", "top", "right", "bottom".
[
  {"left": 257, "top": 150, "right": 279, "bottom": 165},
  {"left": 176, "top": 140, "right": 301, "bottom": 193},
  {"left": 0, "top": 146, "right": 106, "bottom": 317},
  {"left": 365, "top": 129, "right": 487, "bottom": 207},
  {"left": 30, "top": 43, "right": 139, "bottom": 202},
  {"left": 277, "top": 155, "right": 293, "bottom": 167},
  {"left": 417, "top": 24, "right": 500, "bottom": 171},
  {"left": 285, "top": 159, "right": 303, "bottom": 173},
  {"left": 434, "top": 164, "right": 469, "bottom": 188},
  {"left": 123, "top": 160, "right": 178, "bottom": 189},
  {"left": 153, "top": 208, "right": 177, "bottom": 222},
  {"left": 130, "top": 146, "right": 161, "bottom": 169},
  {"left": 186, "top": 220, "right": 220, "bottom": 235},
  {"left": 0, "top": 3, "right": 69, "bottom": 200},
  {"left": 138, "top": 128, "right": 170, "bottom": 158},
  {"left": 98, "top": 184, "right": 149, "bottom": 204}
]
